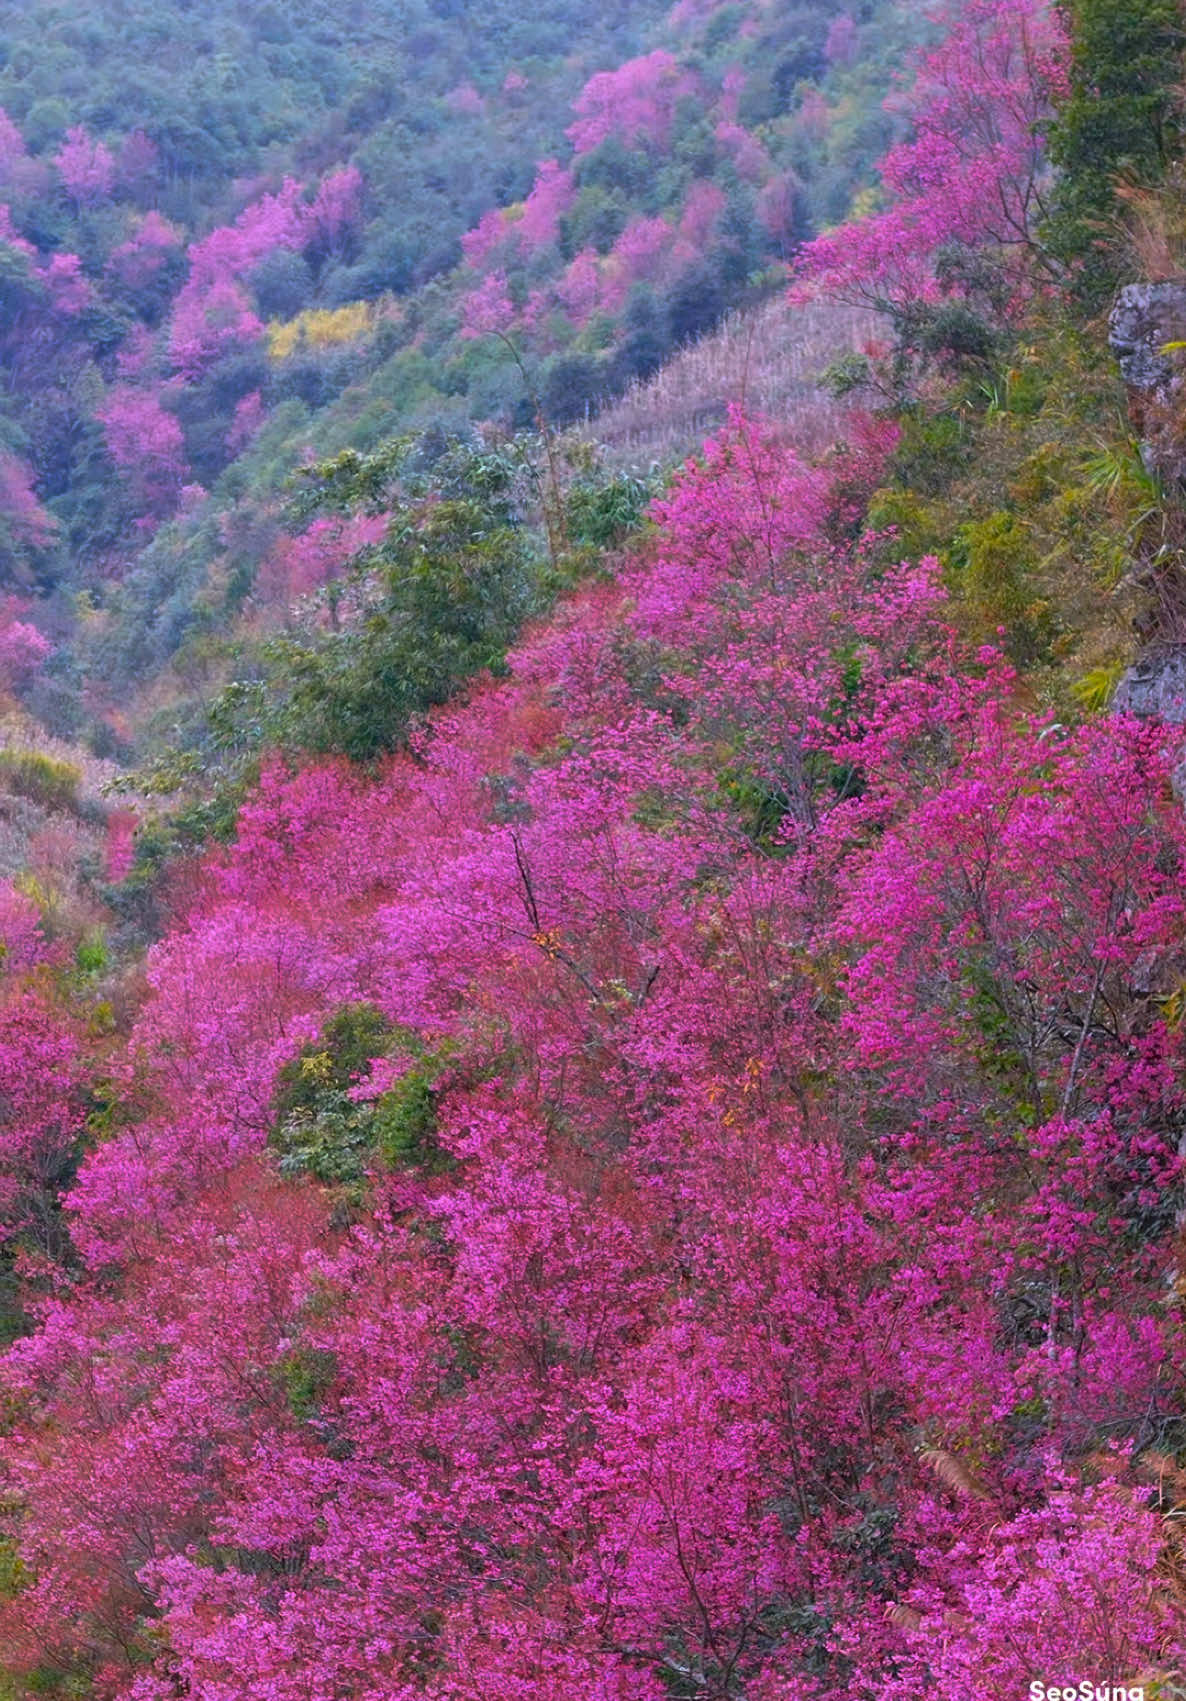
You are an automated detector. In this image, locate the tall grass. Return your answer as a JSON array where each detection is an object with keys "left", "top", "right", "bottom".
[{"left": 577, "top": 297, "right": 877, "bottom": 469}]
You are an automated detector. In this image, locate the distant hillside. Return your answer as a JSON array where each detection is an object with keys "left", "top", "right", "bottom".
[{"left": 0, "top": 0, "right": 919, "bottom": 761}]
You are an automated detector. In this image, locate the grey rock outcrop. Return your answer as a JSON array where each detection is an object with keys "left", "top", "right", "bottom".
[
  {"left": 1114, "top": 649, "right": 1186, "bottom": 800},
  {"left": 1109, "top": 280, "right": 1186, "bottom": 485},
  {"left": 1113, "top": 647, "right": 1186, "bottom": 722}
]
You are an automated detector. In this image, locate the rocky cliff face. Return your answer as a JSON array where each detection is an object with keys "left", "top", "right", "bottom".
[
  {"left": 1110, "top": 280, "right": 1186, "bottom": 487},
  {"left": 1108, "top": 283, "right": 1186, "bottom": 728}
]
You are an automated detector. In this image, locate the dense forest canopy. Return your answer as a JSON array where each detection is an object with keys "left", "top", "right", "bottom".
[{"left": 0, "top": 0, "right": 1184, "bottom": 1696}]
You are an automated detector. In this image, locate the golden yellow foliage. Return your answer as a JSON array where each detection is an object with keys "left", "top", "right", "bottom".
[{"left": 267, "top": 302, "right": 372, "bottom": 362}]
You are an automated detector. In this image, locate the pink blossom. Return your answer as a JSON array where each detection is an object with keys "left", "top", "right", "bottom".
[
  {"left": 0, "top": 883, "right": 45, "bottom": 971},
  {"left": 54, "top": 126, "right": 115, "bottom": 205},
  {"left": 796, "top": 0, "right": 1069, "bottom": 315},
  {"left": 0, "top": 203, "right": 33, "bottom": 260},
  {"left": 459, "top": 268, "right": 515, "bottom": 339},
  {"left": 117, "top": 129, "right": 159, "bottom": 191},
  {"left": 757, "top": 172, "right": 800, "bottom": 249},
  {"left": 679, "top": 181, "right": 726, "bottom": 247},
  {"left": 825, "top": 11, "right": 858, "bottom": 65},
  {"left": 445, "top": 82, "right": 485, "bottom": 117},
  {"left": 0, "top": 454, "right": 55, "bottom": 550},
  {"left": 0, "top": 615, "right": 51, "bottom": 686},
  {"left": 796, "top": 88, "right": 830, "bottom": 141},
  {"left": 717, "top": 65, "right": 746, "bottom": 121},
  {"left": 0, "top": 402, "right": 1182, "bottom": 1700},
  {"left": 104, "top": 810, "right": 137, "bottom": 884},
  {"left": 517, "top": 160, "right": 574, "bottom": 253},
  {"left": 556, "top": 248, "right": 601, "bottom": 324},
  {"left": 227, "top": 390, "right": 265, "bottom": 454},
  {"left": 96, "top": 387, "right": 186, "bottom": 516},
  {"left": 108, "top": 211, "right": 182, "bottom": 289},
  {"left": 256, "top": 513, "right": 387, "bottom": 603},
  {"left": 306, "top": 166, "right": 363, "bottom": 254},
  {"left": 168, "top": 274, "right": 263, "bottom": 378},
  {"left": 461, "top": 206, "right": 509, "bottom": 269},
  {"left": 35, "top": 252, "right": 91, "bottom": 315},
  {"left": 567, "top": 50, "right": 697, "bottom": 154},
  {"left": 715, "top": 119, "right": 767, "bottom": 179},
  {"left": 600, "top": 217, "right": 673, "bottom": 313}
]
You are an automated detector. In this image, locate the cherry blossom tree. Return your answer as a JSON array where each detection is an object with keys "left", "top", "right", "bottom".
[
  {"left": 54, "top": 125, "right": 115, "bottom": 206},
  {"left": 795, "top": 0, "right": 1069, "bottom": 316},
  {"left": 0, "top": 453, "right": 55, "bottom": 550},
  {"left": 96, "top": 386, "right": 187, "bottom": 515},
  {"left": 567, "top": 50, "right": 697, "bottom": 154},
  {"left": 459, "top": 268, "right": 515, "bottom": 338}
]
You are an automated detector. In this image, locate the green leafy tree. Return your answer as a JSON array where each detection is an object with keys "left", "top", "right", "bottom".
[
  {"left": 1047, "top": 0, "right": 1185, "bottom": 302},
  {"left": 223, "top": 433, "right": 542, "bottom": 762}
]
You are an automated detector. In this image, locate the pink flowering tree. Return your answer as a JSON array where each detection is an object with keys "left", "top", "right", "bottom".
[
  {"left": 54, "top": 126, "right": 115, "bottom": 206},
  {"left": 0, "top": 404, "right": 1183, "bottom": 1699},
  {"left": 795, "top": 0, "right": 1069, "bottom": 323},
  {"left": 516, "top": 159, "right": 574, "bottom": 253},
  {"left": 256, "top": 513, "right": 387, "bottom": 604},
  {"left": 459, "top": 269, "right": 516, "bottom": 339},
  {"left": 168, "top": 274, "right": 263, "bottom": 378},
  {"left": 0, "top": 993, "right": 82, "bottom": 1258},
  {"left": 556, "top": 248, "right": 602, "bottom": 324},
  {"left": 825, "top": 11, "right": 859, "bottom": 65},
  {"left": 306, "top": 166, "right": 364, "bottom": 259},
  {"left": 35, "top": 252, "right": 91, "bottom": 315},
  {"left": 104, "top": 809, "right": 138, "bottom": 884},
  {"left": 567, "top": 50, "right": 697, "bottom": 154},
  {"left": 0, "top": 610, "right": 51, "bottom": 690},
  {"left": 445, "top": 81, "right": 485, "bottom": 116},
  {"left": 168, "top": 178, "right": 311, "bottom": 376},
  {"left": 0, "top": 453, "right": 56, "bottom": 558},
  {"left": 117, "top": 129, "right": 159, "bottom": 195},
  {"left": 0, "top": 203, "right": 33, "bottom": 260},
  {"left": 226, "top": 390, "right": 265, "bottom": 455},
  {"left": 96, "top": 387, "right": 187, "bottom": 516},
  {"left": 108, "top": 210, "right": 182, "bottom": 290}
]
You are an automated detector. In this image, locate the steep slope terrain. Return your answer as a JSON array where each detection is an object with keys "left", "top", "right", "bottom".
[{"left": 2, "top": 0, "right": 1186, "bottom": 1696}]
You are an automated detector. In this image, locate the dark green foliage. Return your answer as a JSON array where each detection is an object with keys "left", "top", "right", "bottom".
[
  {"left": 665, "top": 258, "right": 728, "bottom": 347},
  {"left": 164, "top": 425, "right": 653, "bottom": 785},
  {"left": 885, "top": 408, "right": 973, "bottom": 498},
  {"left": 565, "top": 469, "right": 654, "bottom": 548},
  {"left": 949, "top": 507, "right": 1053, "bottom": 663},
  {"left": 541, "top": 353, "right": 609, "bottom": 426},
  {"left": 911, "top": 302, "right": 1003, "bottom": 369},
  {"left": 1047, "top": 0, "right": 1185, "bottom": 302},
  {"left": 248, "top": 250, "right": 315, "bottom": 321},
  {"left": 572, "top": 136, "right": 654, "bottom": 202},
  {"left": 275, "top": 1345, "right": 338, "bottom": 1422},
  {"left": 561, "top": 185, "right": 632, "bottom": 257},
  {"left": 274, "top": 1004, "right": 395, "bottom": 1118},
  {"left": 215, "top": 432, "right": 540, "bottom": 763},
  {"left": 271, "top": 1002, "right": 447, "bottom": 1186},
  {"left": 617, "top": 286, "right": 670, "bottom": 383}
]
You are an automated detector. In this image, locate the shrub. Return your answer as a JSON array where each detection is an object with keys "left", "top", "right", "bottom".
[
  {"left": 0, "top": 749, "right": 81, "bottom": 812},
  {"left": 271, "top": 1003, "right": 448, "bottom": 1186}
]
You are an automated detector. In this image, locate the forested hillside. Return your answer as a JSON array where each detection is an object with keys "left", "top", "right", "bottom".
[
  {"left": 0, "top": 0, "right": 910, "bottom": 769},
  {"left": 2, "top": 0, "right": 1186, "bottom": 1695}
]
